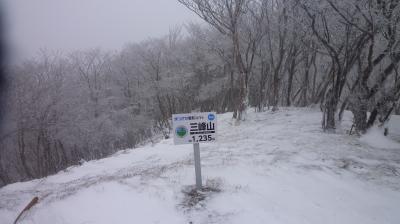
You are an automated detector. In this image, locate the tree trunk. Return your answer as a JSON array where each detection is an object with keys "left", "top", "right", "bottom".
[
  {"left": 17, "top": 129, "right": 33, "bottom": 178},
  {"left": 300, "top": 67, "right": 310, "bottom": 107},
  {"left": 322, "top": 88, "right": 337, "bottom": 130},
  {"left": 272, "top": 69, "right": 280, "bottom": 111},
  {"left": 236, "top": 73, "right": 248, "bottom": 120},
  {"left": 286, "top": 60, "right": 295, "bottom": 106}
]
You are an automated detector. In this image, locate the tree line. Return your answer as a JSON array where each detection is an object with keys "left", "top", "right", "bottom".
[{"left": 0, "top": 0, "right": 399, "bottom": 186}]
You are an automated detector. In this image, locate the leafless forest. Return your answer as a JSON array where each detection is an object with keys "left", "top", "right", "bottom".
[{"left": 0, "top": 0, "right": 399, "bottom": 186}]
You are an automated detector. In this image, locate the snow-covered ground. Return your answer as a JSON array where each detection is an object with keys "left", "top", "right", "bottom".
[
  {"left": 387, "top": 115, "right": 400, "bottom": 141},
  {"left": 1, "top": 108, "right": 400, "bottom": 224}
]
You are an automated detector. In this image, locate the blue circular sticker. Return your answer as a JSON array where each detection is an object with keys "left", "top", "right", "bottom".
[
  {"left": 208, "top": 113, "right": 215, "bottom": 121},
  {"left": 175, "top": 126, "right": 187, "bottom": 138}
]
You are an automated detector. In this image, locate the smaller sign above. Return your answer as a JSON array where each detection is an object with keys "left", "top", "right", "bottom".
[{"left": 172, "top": 112, "right": 217, "bottom": 145}]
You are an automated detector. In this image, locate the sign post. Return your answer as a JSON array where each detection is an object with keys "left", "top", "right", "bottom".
[
  {"left": 172, "top": 112, "right": 217, "bottom": 190},
  {"left": 193, "top": 142, "right": 202, "bottom": 189}
]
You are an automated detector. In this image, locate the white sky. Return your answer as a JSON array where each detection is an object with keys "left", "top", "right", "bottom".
[{"left": 2, "top": 0, "right": 202, "bottom": 61}]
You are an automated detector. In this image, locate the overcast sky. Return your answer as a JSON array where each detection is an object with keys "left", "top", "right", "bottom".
[{"left": 3, "top": 0, "right": 202, "bottom": 61}]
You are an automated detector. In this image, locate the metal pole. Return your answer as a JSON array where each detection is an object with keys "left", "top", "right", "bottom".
[{"left": 193, "top": 142, "right": 202, "bottom": 190}]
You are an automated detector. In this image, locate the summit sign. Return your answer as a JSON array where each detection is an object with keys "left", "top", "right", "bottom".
[{"left": 172, "top": 112, "right": 217, "bottom": 145}]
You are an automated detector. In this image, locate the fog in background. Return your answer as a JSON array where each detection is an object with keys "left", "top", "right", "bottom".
[{"left": 3, "top": 0, "right": 202, "bottom": 62}]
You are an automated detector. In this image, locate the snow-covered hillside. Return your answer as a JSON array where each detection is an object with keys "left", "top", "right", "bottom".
[{"left": 1, "top": 108, "right": 400, "bottom": 224}]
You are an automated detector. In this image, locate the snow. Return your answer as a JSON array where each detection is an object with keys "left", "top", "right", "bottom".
[
  {"left": 24, "top": 182, "right": 185, "bottom": 224},
  {"left": 387, "top": 115, "right": 400, "bottom": 141},
  {"left": 360, "top": 127, "right": 400, "bottom": 149},
  {"left": 1, "top": 108, "right": 399, "bottom": 224}
]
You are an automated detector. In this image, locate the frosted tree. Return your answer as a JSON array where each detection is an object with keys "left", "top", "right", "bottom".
[{"left": 179, "top": 0, "right": 264, "bottom": 120}]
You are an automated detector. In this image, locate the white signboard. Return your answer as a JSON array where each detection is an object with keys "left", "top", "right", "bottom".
[{"left": 172, "top": 112, "right": 217, "bottom": 145}]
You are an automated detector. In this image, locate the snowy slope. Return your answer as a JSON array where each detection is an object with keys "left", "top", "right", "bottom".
[
  {"left": 1, "top": 108, "right": 400, "bottom": 224},
  {"left": 387, "top": 115, "right": 400, "bottom": 141}
]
